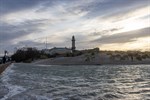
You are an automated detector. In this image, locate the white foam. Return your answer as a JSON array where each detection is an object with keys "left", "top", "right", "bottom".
[
  {"left": 32, "top": 94, "right": 51, "bottom": 100},
  {"left": 36, "top": 64, "right": 52, "bottom": 67},
  {"left": 1, "top": 64, "right": 26, "bottom": 100},
  {"left": 1, "top": 64, "right": 15, "bottom": 86}
]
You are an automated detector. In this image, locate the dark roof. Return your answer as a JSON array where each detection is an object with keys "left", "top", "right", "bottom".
[{"left": 52, "top": 47, "right": 71, "bottom": 50}]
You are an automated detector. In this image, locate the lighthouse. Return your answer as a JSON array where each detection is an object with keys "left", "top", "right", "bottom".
[{"left": 72, "top": 35, "right": 76, "bottom": 52}]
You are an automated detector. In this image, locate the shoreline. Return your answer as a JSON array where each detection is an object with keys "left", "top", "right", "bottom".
[
  {"left": 0, "top": 62, "right": 12, "bottom": 75},
  {"left": 32, "top": 53, "right": 150, "bottom": 65},
  {"left": 33, "top": 61, "right": 150, "bottom": 65}
]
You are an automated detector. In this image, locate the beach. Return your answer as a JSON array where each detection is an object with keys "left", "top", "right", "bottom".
[
  {"left": 0, "top": 63, "right": 12, "bottom": 75},
  {"left": 33, "top": 53, "right": 150, "bottom": 65}
]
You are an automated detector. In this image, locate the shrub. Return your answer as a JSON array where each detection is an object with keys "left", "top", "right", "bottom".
[
  {"left": 11, "top": 47, "right": 41, "bottom": 62},
  {"left": 120, "top": 56, "right": 126, "bottom": 60},
  {"left": 136, "top": 56, "right": 142, "bottom": 61}
]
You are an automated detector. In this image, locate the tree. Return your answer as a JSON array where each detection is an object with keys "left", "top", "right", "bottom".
[{"left": 11, "top": 47, "right": 41, "bottom": 62}]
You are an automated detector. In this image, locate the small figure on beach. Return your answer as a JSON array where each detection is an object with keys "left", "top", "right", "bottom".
[
  {"left": 2, "top": 56, "right": 6, "bottom": 64},
  {"left": 4, "top": 50, "right": 8, "bottom": 56},
  {"left": 2, "top": 50, "right": 8, "bottom": 64}
]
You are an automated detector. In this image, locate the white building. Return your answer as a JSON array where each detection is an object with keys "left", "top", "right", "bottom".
[
  {"left": 43, "top": 47, "right": 72, "bottom": 55},
  {"left": 42, "top": 36, "right": 76, "bottom": 55}
]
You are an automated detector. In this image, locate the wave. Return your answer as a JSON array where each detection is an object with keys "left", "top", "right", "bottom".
[
  {"left": 1, "top": 64, "right": 26, "bottom": 100},
  {"left": 32, "top": 94, "right": 50, "bottom": 100},
  {"left": 0, "top": 64, "right": 149, "bottom": 100}
]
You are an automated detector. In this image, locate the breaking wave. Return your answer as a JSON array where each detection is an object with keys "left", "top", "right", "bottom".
[
  {"left": 0, "top": 63, "right": 150, "bottom": 100},
  {"left": 1, "top": 64, "right": 26, "bottom": 100}
]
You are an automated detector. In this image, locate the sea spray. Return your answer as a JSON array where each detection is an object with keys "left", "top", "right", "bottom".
[
  {"left": 1, "top": 64, "right": 26, "bottom": 100},
  {"left": 0, "top": 63, "right": 149, "bottom": 100}
]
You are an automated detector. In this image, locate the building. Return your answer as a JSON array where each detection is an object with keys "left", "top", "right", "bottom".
[
  {"left": 42, "top": 47, "right": 72, "bottom": 55},
  {"left": 48, "top": 47, "right": 72, "bottom": 55},
  {"left": 42, "top": 47, "right": 72, "bottom": 56},
  {"left": 42, "top": 36, "right": 76, "bottom": 55}
]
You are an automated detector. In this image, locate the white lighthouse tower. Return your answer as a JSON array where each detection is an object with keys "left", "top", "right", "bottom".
[{"left": 72, "top": 35, "right": 76, "bottom": 52}]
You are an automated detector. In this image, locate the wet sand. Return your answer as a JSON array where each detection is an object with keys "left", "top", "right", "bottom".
[{"left": 0, "top": 63, "right": 12, "bottom": 74}]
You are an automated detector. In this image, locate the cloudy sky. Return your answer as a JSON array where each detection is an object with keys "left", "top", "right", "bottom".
[{"left": 0, "top": 0, "right": 149, "bottom": 55}]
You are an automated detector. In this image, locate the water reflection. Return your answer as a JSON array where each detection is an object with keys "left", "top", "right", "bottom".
[
  {"left": 107, "top": 65, "right": 150, "bottom": 100},
  {"left": 0, "top": 64, "right": 150, "bottom": 100}
]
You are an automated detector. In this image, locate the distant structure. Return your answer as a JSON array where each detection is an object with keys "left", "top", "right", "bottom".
[
  {"left": 42, "top": 36, "right": 76, "bottom": 55},
  {"left": 4, "top": 50, "right": 8, "bottom": 56},
  {"left": 45, "top": 47, "right": 71, "bottom": 55},
  {"left": 72, "top": 35, "right": 76, "bottom": 52},
  {"left": 1, "top": 50, "right": 11, "bottom": 64}
]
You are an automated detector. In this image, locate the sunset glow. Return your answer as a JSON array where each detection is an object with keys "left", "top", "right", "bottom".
[{"left": 0, "top": 0, "right": 149, "bottom": 55}]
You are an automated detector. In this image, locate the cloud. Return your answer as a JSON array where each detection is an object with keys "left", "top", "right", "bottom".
[
  {"left": 90, "top": 28, "right": 123, "bottom": 36},
  {"left": 92, "top": 27, "right": 150, "bottom": 44},
  {"left": 1, "top": 0, "right": 148, "bottom": 20},
  {"left": 81, "top": 0, "right": 148, "bottom": 19},
  {"left": 18, "top": 40, "right": 51, "bottom": 48},
  {"left": 0, "top": 0, "right": 45, "bottom": 15},
  {"left": 0, "top": 19, "right": 46, "bottom": 44},
  {"left": 0, "top": 0, "right": 149, "bottom": 55}
]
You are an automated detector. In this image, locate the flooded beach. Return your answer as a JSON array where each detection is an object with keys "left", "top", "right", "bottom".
[{"left": 0, "top": 63, "right": 150, "bottom": 100}]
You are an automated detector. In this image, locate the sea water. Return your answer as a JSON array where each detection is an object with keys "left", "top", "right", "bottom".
[{"left": 0, "top": 63, "right": 150, "bottom": 100}]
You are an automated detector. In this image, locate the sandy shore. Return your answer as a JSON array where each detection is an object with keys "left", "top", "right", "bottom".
[
  {"left": 32, "top": 53, "right": 150, "bottom": 65},
  {"left": 0, "top": 63, "right": 12, "bottom": 74}
]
